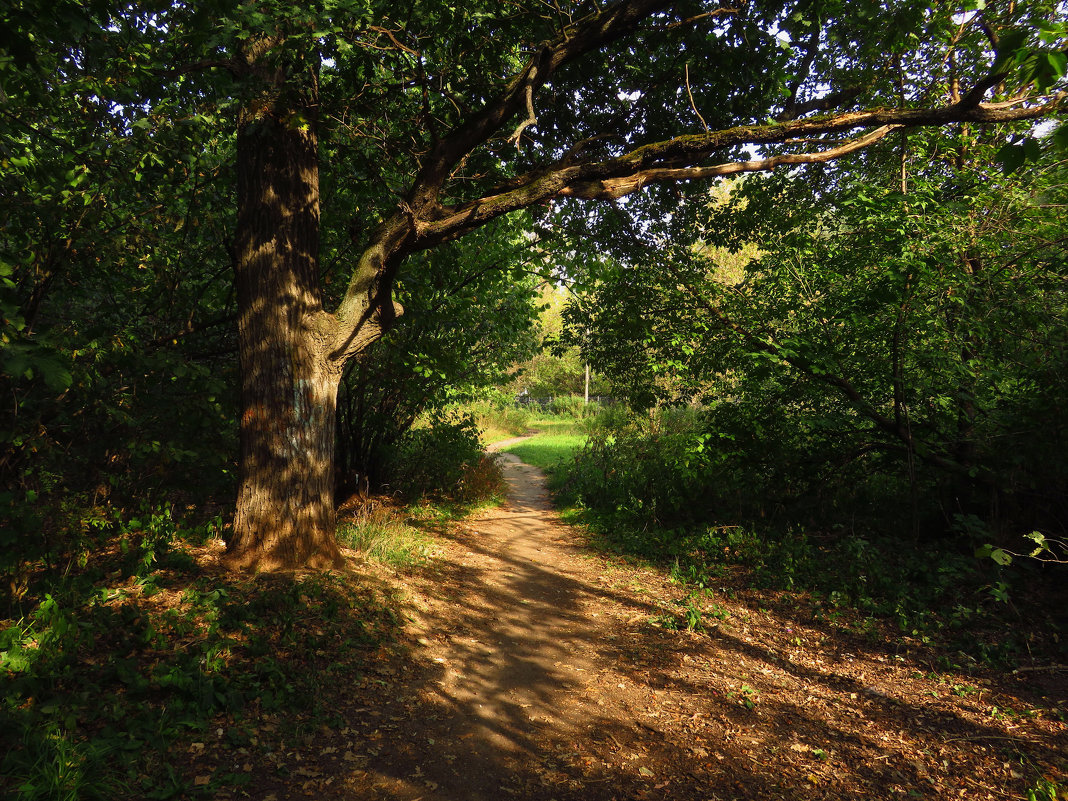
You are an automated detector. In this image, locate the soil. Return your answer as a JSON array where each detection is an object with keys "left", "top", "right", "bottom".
[{"left": 194, "top": 440, "right": 1067, "bottom": 800}]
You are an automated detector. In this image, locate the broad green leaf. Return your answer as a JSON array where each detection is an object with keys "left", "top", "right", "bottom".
[{"left": 995, "top": 143, "right": 1026, "bottom": 174}]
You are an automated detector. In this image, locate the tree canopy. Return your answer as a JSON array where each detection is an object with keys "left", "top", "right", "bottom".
[{"left": 1, "top": 0, "right": 1065, "bottom": 568}]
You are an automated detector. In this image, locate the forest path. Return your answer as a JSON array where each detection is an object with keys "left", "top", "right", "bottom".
[
  {"left": 271, "top": 441, "right": 1065, "bottom": 800},
  {"left": 345, "top": 439, "right": 681, "bottom": 799}
]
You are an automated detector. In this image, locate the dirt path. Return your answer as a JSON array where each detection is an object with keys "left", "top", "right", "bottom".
[
  {"left": 345, "top": 442, "right": 681, "bottom": 799},
  {"left": 256, "top": 444, "right": 1065, "bottom": 800}
]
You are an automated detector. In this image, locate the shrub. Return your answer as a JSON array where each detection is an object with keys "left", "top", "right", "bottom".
[
  {"left": 562, "top": 405, "right": 725, "bottom": 528},
  {"left": 383, "top": 412, "right": 492, "bottom": 501}
]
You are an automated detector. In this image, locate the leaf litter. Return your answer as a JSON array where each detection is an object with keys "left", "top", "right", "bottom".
[{"left": 167, "top": 453, "right": 1065, "bottom": 800}]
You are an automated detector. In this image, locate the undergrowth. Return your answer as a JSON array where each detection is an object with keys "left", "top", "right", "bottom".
[
  {"left": 565, "top": 507, "right": 1064, "bottom": 667},
  {"left": 550, "top": 406, "right": 1066, "bottom": 667},
  {"left": 0, "top": 508, "right": 400, "bottom": 800}
]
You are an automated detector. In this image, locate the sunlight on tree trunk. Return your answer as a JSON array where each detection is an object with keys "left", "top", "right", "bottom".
[{"left": 226, "top": 51, "right": 345, "bottom": 570}]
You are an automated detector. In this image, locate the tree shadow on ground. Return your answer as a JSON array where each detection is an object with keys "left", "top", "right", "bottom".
[
  {"left": 4, "top": 461, "right": 1062, "bottom": 801},
  {"left": 278, "top": 464, "right": 1065, "bottom": 801}
]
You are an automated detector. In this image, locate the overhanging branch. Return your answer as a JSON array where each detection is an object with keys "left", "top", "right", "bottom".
[
  {"left": 560, "top": 124, "right": 902, "bottom": 200},
  {"left": 413, "top": 92, "right": 1064, "bottom": 246}
]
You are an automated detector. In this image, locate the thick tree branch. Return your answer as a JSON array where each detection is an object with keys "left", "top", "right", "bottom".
[
  {"left": 405, "top": 0, "right": 676, "bottom": 208},
  {"left": 412, "top": 92, "right": 1064, "bottom": 246},
  {"left": 560, "top": 124, "right": 901, "bottom": 199},
  {"left": 330, "top": 0, "right": 684, "bottom": 357},
  {"left": 330, "top": 0, "right": 1062, "bottom": 366},
  {"left": 776, "top": 86, "right": 868, "bottom": 122}
]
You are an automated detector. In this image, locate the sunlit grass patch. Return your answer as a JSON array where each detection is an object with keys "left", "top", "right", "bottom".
[
  {"left": 501, "top": 433, "right": 587, "bottom": 475},
  {"left": 336, "top": 512, "right": 433, "bottom": 569},
  {"left": 524, "top": 418, "right": 587, "bottom": 437}
]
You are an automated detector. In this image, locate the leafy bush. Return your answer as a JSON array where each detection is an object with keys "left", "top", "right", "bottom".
[
  {"left": 557, "top": 405, "right": 1064, "bottom": 664},
  {"left": 383, "top": 412, "right": 498, "bottom": 501},
  {"left": 561, "top": 405, "right": 724, "bottom": 528}
]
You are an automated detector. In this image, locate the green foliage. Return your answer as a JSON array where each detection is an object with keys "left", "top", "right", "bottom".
[
  {"left": 381, "top": 411, "right": 499, "bottom": 502},
  {"left": 976, "top": 531, "right": 1068, "bottom": 568},
  {"left": 1028, "top": 776, "right": 1064, "bottom": 801},
  {"left": 570, "top": 133, "right": 1068, "bottom": 542},
  {"left": 336, "top": 219, "right": 541, "bottom": 489},
  {"left": 554, "top": 402, "right": 1063, "bottom": 664},
  {"left": 653, "top": 587, "right": 730, "bottom": 633},
  {"left": 0, "top": 0, "right": 239, "bottom": 593},
  {"left": 559, "top": 406, "right": 724, "bottom": 529},
  {"left": 466, "top": 396, "right": 535, "bottom": 442},
  {"left": 0, "top": 512, "right": 398, "bottom": 799},
  {"left": 546, "top": 394, "right": 600, "bottom": 419}
]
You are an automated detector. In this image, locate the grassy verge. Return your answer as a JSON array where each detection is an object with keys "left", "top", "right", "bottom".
[{"left": 337, "top": 511, "right": 433, "bottom": 569}]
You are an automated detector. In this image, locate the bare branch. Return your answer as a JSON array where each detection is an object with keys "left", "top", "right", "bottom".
[
  {"left": 776, "top": 86, "right": 868, "bottom": 122},
  {"left": 507, "top": 84, "right": 538, "bottom": 149},
  {"left": 685, "top": 64, "right": 709, "bottom": 133},
  {"left": 367, "top": 25, "right": 420, "bottom": 57}
]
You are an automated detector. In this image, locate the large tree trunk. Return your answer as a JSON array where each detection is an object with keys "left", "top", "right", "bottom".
[{"left": 226, "top": 64, "right": 346, "bottom": 570}]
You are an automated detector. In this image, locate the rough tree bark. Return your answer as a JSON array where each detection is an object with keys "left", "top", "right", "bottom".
[
  {"left": 225, "top": 38, "right": 402, "bottom": 570},
  {"left": 226, "top": 43, "right": 347, "bottom": 570}
]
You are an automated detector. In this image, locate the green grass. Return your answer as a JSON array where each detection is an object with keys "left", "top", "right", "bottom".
[
  {"left": 337, "top": 514, "right": 433, "bottom": 568},
  {"left": 523, "top": 418, "right": 586, "bottom": 436},
  {"left": 501, "top": 432, "right": 587, "bottom": 475}
]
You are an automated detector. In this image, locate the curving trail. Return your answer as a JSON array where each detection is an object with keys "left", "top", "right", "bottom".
[
  {"left": 352, "top": 441, "right": 678, "bottom": 799},
  {"left": 261, "top": 440, "right": 1066, "bottom": 801}
]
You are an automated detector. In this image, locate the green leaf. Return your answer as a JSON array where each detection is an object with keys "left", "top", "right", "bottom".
[
  {"left": 38, "top": 359, "right": 73, "bottom": 392},
  {"left": 995, "top": 143, "right": 1026, "bottom": 174},
  {"left": 1047, "top": 50, "right": 1067, "bottom": 79},
  {"left": 1022, "top": 137, "right": 1042, "bottom": 162},
  {"left": 993, "top": 28, "right": 1030, "bottom": 72},
  {"left": 1052, "top": 121, "right": 1068, "bottom": 152},
  {"left": 975, "top": 543, "right": 1012, "bottom": 565}
]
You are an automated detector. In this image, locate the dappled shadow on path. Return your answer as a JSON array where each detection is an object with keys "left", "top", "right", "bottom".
[{"left": 237, "top": 451, "right": 1065, "bottom": 800}]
